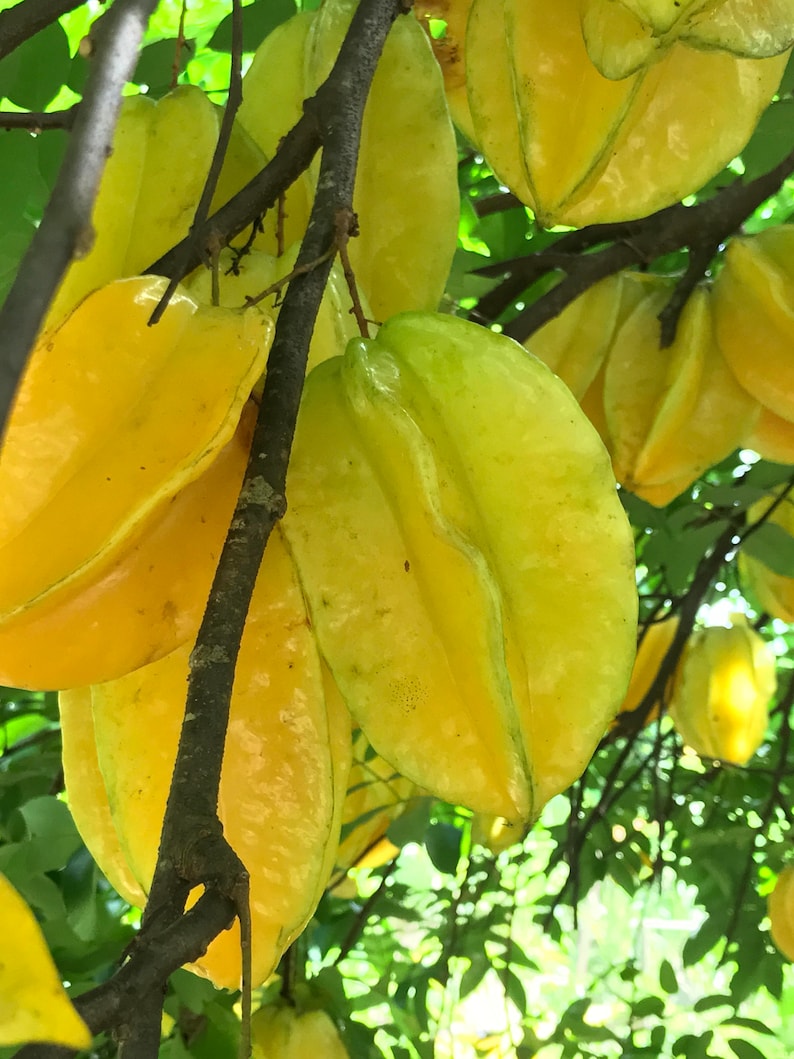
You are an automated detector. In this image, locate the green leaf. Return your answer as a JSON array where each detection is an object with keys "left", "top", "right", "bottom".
[
  {"left": 0, "top": 21, "right": 71, "bottom": 109},
  {"left": 742, "top": 520, "right": 794, "bottom": 576},
  {"left": 210, "top": 0, "right": 297, "bottom": 52},
  {"left": 169, "top": 968, "right": 220, "bottom": 1013},
  {"left": 693, "top": 994, "right": 732, "bottom": 1012},
  {"left": 632, "top": 996, "right": 665, "bottom": 1018},
  {"left": 724, "top": 1017, "right": 775, "bottom": 1036},
  {"left": 659, "top": 958, "right": 678, "bottom": 995},
  {"left": 727, "top": 1040, "right": 767, "bottom": 1059},
  {"left": 386, "top": 798, "right": 431, "bottom": 847},
  {"left": 504, "top": 967, "right": 527, "bottom": 1013},
  {"left": 132, "top": 39, "right": 195, "bottom": 97},
  {"left": 459, "top": 953, "right": 489, "bottom": 998},
  {"left": 740, "top": 99, "right": 794, "bottom": 182},
  {"left": 424, "top": 822, "right": 462, "bottom": 875},
  {"left": 672, "top": 1032, "right": 713, "bottom": 1059}
]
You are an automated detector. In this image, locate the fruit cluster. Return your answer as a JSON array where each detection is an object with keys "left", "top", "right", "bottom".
[
  {"left": 8, "top": 0, "right": 794, "bottom": 1019},
  {"left": 417, "top": 0, "right": 792, "bottom": 225},
  {"left": 0, "top": 3, "right": 642, "bottom": 994}
]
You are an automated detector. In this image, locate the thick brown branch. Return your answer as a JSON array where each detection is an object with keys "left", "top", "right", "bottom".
[
  {"left": 0, "top": 0, "right": 83, "bottom": 61},
  {"left": 117, "top": 1, "right": 404, "bottom": 1054},
  {"left": 0, "top": 0, "right": 158, "bottom": 440},
  {"left": 470, "top": 149, "right": 794, "bottom": 344}
]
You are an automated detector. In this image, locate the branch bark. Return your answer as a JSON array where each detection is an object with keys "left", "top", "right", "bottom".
[
  {"left": 0, "top": 0, "right": 159, "bottom": 440},
  {"left": 118, "top": 0, "right": 405, "bottom": 1053},
  {"left": 470, "top": 149, "right": 794, "bottom": 344},
  {"left": 0, "top": 0, "right": 84, "bottom": 61}
]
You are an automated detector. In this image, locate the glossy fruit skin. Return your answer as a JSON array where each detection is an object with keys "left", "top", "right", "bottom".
[
  {"left": 449, "top": 0, "right": 789, "bottom": 226},
  {"left": 713, "top": 225, "right": 794, "bottom": 424},
  {"left": 48, "top": 86, "right": 264, "bottom": 332},
  {"left": 251, "top": 1005, "right": 349, "bottom": 1059},
  {"left": 740, "top": 491, "right": 794, "bottom": 624},
  {"left": 528, "top": 272, "right": 758, "bottom": 506},
  {"left": 0, "top": 406, "right": 255, "bottom": 691},
  {"left": 242, "top": 4, "right": 459, "bottom": 320},
  {"left": 768, "top": 865, "right": 794, "bottom": 961},
  {"left": 581, "top": 0, "right": 794, "bottom": 80},
  {"left": 526, "top": 275, "right": 624, "bottom": 400},
  {"left": 283, "top": 312, "right": 637, "bottom": 823},
  {"left": 668, "top": 618, "right": 776, "bottom": 765},
  {"left": 603, "top": 276, "right": 757, "bottom": 503},
  {"left": 0, "top": 278, "right": 271, "bottom": 690},
  {"left": 618, "top": 616, "right": 680, "bottom": 723},
  {"left": 471, "top": 813, "right": 526, "bottom": 854},
  {"left": 60, "top": 528, "right": 353, "bottom": 990}
]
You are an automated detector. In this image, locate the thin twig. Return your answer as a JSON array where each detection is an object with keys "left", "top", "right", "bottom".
[
  {"left": 0, "top": 0, "right": 159, "bottom": 439},
  {"left": 542, "top": 518, "right": 742, "bottom": 924}
]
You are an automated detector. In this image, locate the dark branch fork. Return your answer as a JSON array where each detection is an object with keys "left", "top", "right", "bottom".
[
  {"left": 471, "top": 149, "right": 794, "bottom": 347},
  {"left": 10, "top": 0, "right": 406, "bottom": 1055}
]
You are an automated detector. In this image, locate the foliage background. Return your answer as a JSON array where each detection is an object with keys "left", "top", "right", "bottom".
[{"left": 2, "top": 1, "right": 794, "bottom": 1057}]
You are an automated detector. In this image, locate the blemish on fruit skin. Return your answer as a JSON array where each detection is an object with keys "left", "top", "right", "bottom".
[{"left": 404, "top": 559, "right": 410, "bottom": 572}]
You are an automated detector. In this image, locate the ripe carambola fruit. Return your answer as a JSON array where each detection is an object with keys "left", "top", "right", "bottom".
[
  {"left": 306, "top": 0, "right": 459, "bottom": 320},
  {"left": 602, "top": 275, "right": 757, "bottom": 504},
  {"left": 48, "top": 85, "right": 265, "bottom": 333},
  {"left": 0, "top": 277, "right": 271, "bottom": 690},
  {"left": 471, "top": 813, "right": 525, "bottom": 854},
  {"left": 251, "top": 1004, "right": 349, "bottom": 1059},
  {"left": 525, "top": 275, "right": 624, "bottom": 401},
  {"left": 768, "top": 865, "right": 794, "bottom": 961},
  {"left": 617, "top": 616, "right": 680, "bottom": 724},
  {"left": 581, "top": 0, "right": 794, "bottom": 81},
  {"left": 236, "top": 11, "right": 315, "bottom": 254},
  {"left": 527, "top": 272, "right": 757, "bottom": 507},
  {"left": 60, "top": 528, "right": 352, "bottom": 990},
  {"left": 713, "top": 225, "right": 794, "bottom": 425},
  {"left": 0, "top": 873, "right": 90, "bottom": 1049},
  {"left": 0, "top": 407, "right": 255, "bottom": 690},
  {"left": 668, "top": 617, "right": 776, "bottom": 765},
  {"left": 740, "top": 490, "right": 794, "bottom": 624},
  {"left": 450, "top": 0, "right": 789, "bottom": 226},
  {"left": 283, "top": 313, "right": 637, "bottom": 822}
]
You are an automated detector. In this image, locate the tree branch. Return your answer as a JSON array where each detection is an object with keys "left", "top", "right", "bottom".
[
  {"left": 116, "top": 0, "right": 404, "bottom": 1053},
  {"left": 0, "top": 107, "right": 78, "bottom": 130},
  {"left": 13, "top": 889, "right": 236, "bottom": 1059},
  {"left": 470, "top": 149, "right": 794, "bottom": 344},
  {"left": 0, "top": 0, "right": 84, "bottom": 61},
  {"left": 0, "top": 0, "right": 159, "bottom": 440},
  {"left": 145, "top": 104, "right": 322, "bottom": 281}
]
